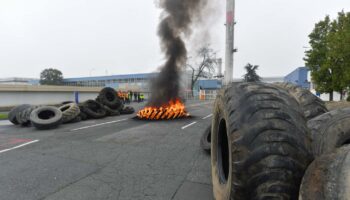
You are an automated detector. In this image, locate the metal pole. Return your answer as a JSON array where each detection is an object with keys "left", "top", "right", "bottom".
[{"left": 224, "top": 0, "right": 235, "bottom": 85}]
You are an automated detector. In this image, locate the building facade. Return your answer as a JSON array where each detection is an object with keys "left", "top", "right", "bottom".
[
  {"left": 0, "top": 77, "right": 39, "bottom": 85},
  {"left": 284, "top": 67, "right": 310, "bottom": 89},
  {"left": 63, "top": 73, "right": 158, "bottom": 91}
]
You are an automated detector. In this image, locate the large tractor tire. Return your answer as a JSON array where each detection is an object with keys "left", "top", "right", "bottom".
[
  {"left": 274, "top": 82, "right": 328, "bottom": 120},
  {"left": 78, "top": 103, "right": 89, "bottom": 120},
  {"left": 200, "top": 125, "right": 211, "bottom": 153},
  {"left": 81, "top": 100, "right": 107, "bottom": 119},
  {"left": 96, "top": 87, "right": 123, "bottom": 110},
  {"left": 211, "top": 82, "right": 313, "bottom": 200},
  {"left": 307, "top": 108, "right": 350, "bottom": 156},
  {"left": 299, "top": 145, "right": 350, "bottom": 200},
  {"left": 8, "top": 104, "right": 31, "bottom": 125},
  {"left": 16, "top": 105, "right": 41, "bottom": 126},
  {"left": 58, "top": 103, "right": 80, "bottom": 123},
  {"left": 30, "top": 106, "right": 63, "bottom": 130},
  {"left": 102, "top": 105, "right": 120, "bottom": 116}
]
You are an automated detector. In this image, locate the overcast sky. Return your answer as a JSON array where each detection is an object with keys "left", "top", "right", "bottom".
[{"left": 0, "top": 0, "right": 349, "bottom": 79}]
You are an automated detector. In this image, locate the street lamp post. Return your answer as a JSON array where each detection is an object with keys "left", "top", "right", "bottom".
[{"left": 224, "top": 0, "right": 235, "bottom": 85}]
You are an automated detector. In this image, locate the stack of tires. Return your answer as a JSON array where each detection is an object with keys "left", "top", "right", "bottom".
[
  {"left": 207, "top": 82, "right": 350, "bottom": 200},
  {"left": 299, "top": 108, "right": 350, "bottom": 199},
  {"left": 9, "top": 105, "right": 64, "bottom": 130},
  {"left": 8, "top": 87, "right": 135, "bottom": 130}
]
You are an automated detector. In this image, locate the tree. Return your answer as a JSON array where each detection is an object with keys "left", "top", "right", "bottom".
[
  {"left": 305, "top": 16, "right": 334, "bottom": 100},
  {"left": 187, "top": 45, "right": 217, "bottom": 95},
  {"left": 243, "top": 63, "right": 261, "bottom": 82},
  {"left": 305, "top": 12, "right": 350, "bottom": 101},
  {"left": 326, "top": 11, "right": 350, "bottom": 100},
  {"left": 40, "top": 68, "right": 64, "bottom": 85}
]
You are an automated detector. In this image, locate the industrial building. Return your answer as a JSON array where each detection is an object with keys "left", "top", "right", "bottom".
[
  {"left": 0, "top": 77, "right": 39, "bottom": 85},
  {"left": 63, "top": 73, "right": 158, "bottom": 91},
  {"left": 284, "top": 67, "right": 310, "bottom": 89},
  {"left": 0, "top": 67, "right": 310, "bottom": 93}
]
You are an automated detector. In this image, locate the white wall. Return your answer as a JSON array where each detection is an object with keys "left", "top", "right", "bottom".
[
  {"left": 0, "top": 91, "right": 98, "bottom": 107},
  {"left": 310, "top": 89, "right": 347, "bottom": 101}
]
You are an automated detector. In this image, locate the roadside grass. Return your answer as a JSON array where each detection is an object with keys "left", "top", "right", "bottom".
[{"left": 0, "top": 113, "right": 8, "bottom": 120}]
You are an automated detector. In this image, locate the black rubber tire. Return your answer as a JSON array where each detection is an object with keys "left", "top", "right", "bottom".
[
  {"left": 96, "top": 87, "right": 123, "bottom": 110},
  {"left": 61, "top": 101, "right": 74, "bottom": 105},
  {"left": 16, "top": 105, "right": 41, "bottom": 126},
  {"left": 81, "top": 100, "right": 107, "bottom": 119},
  {"left": 120, "top": 106, "right": 135, "bottom": 115},
  {"left": 67, "top": 116, "right": 82, "bottom": 123},
  {"left": 274, "top": 82, "right": 328, "bottom": 120},
  {"left": 200, "top": 125, "right": 211, "bottom": 154},
  {"left": 58, "top": 103, "right": 80, "bottom": 123},
  {"left": 77, "top": 104, "right": 89, "bottom": 120},
  {"left": 307, "top": 107, "right": 350, "bottom": 156},
  {"left": 211, "top": 82, "right": 313, "bottom": 200},
  {"left": 30, "top": 106, "right": 62, "bottom": 130},
  {"left": 299, "top": 145, "right": 350, "bottom": 200},
  {"left": 8, "top": 104, "right": 31, "bottom": 125},
  {"left": 79, "top": 110, "right": 88, "bottom": 121},
  {"left": 102, "top": 105, "right": 121, "bottom": 116}
]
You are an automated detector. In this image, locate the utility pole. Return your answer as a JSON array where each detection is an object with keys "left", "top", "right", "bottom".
[{"left": 224, "top": 0, "right": 235, "bottom": 85}]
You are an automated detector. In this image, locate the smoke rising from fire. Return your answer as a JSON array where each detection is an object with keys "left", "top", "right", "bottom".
[{"left": 147, "top": 0, "right": 209, "bottom": 106}]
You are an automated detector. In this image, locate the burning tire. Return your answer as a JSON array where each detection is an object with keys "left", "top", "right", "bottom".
[
  {"left": 120, "top": 106, "right": 135, "bottom": 115},
  {"left": 16, "top": 105, "right": 41, "bottom": 126},
  {"left": 299, "top": 145, "right": 350, "bottom": 200},
  {"left": 96, "top": 87, "right": 123, "bottom": 110},
  {"left": 200, "top": 125, "right": 211, "bottom": 153},
  {"left": 30, "top": 106, "right": 63, "bottom": 130},
  {"left": 211, "top": 82, "right": 313, "bottom": 200},
  {"left": 81, "top": 100, "right": 107, "bottom": 119},
  {"left": 58, "top": 103, "right": 80, "bottom": 123},
  {"left": 274, "top": 82, "right": 328, "bottom": 120},
  {"left": 8, "top": 104, "right": 31, "bottom": 125},
  {"left": 307, "top": 108, "right": 350, "bottom": 156}
]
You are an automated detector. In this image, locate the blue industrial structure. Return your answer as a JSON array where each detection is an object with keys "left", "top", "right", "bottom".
[
  {"left": 63, "top": 73, "right": 158, "bottom": 91},
  {"left": 284, "top": 67, "right": 310, "bottom": 89},
  {"left": 195, "top": 79, "right": 222, "bottom": 90},
  {"left": 56, "top": 67, "right": 310, "bottom": 91}
]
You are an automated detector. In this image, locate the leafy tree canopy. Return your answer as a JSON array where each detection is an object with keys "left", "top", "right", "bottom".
[{"left": 40, "top": 68, "right": 64, "bottom": 85}]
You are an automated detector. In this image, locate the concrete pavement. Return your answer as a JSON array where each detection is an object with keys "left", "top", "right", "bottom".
[{"left": 0, "top": 101, "right": 214, "bottom": 200}]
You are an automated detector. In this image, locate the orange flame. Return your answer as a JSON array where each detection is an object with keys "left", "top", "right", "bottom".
[{"left": 137, "top": 98, "right": 190, "bottom": 120}]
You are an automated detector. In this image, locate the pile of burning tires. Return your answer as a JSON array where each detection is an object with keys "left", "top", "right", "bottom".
[
  {"left": 7, "top": 87, "right": 134, "bottom": 130},
  {"left": 202, "top": 82, "right": 350, "bottom": 200}
]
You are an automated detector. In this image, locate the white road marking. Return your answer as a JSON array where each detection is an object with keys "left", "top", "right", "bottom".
[
  {"left": 0, "top": 120, "right": 12, "bottom": 126},
  {"left": 0, "top": 140, "right": 39, "bottom": 154},
  {"left": 181, "top": 121, "right": 197, "bottom": 130},
  {"left": 186, "top": 101, "right": 213, "bottom": 108},
  {"left": 202, "top": 114, "right": 213, "bottom": 119},
  {"left": 70, "top": 119, "right": 128, "bottom": 131}
]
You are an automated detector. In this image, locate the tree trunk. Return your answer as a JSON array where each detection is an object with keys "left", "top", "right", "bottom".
[
  {"left": 191, "top": 82, "right": 195, "bottom": 97},
  {"left": 329, "top": 91, "right": 334, "bottom": 101},
  {"left": 340, "top": 90, "right": 344, "bottom": 100}
]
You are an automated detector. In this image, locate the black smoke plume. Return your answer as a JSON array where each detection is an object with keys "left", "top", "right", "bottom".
[{"left": 147, "top": 0, "right": 207, "bottom": 106}]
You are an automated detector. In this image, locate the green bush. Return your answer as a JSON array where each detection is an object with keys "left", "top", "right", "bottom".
[{"left": 347, "top": 96, "right": 350, "bottom": 102}]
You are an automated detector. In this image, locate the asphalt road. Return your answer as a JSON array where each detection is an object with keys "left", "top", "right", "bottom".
[{"left": 0, "top": 100, "right": 214, "bottom": 200}]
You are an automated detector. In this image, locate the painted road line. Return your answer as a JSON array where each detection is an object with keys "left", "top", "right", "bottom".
[
  {"left": 70, "top": 118, "right": 128, "bottom": 131},
  {"left": 186, "top": 101, "right": 213, "bottom": 108},
  {"left": 0, "top": 140, "right": 39, "bottom": 154},
  {"left": 202, "top": 114, "right": 213, "bottom": 119},
  {"left": 0, "top": 120, "right": 12, "bottom": 126},
  {"left": 181, "top": 121, "right": 198, "bottom": 130}
]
